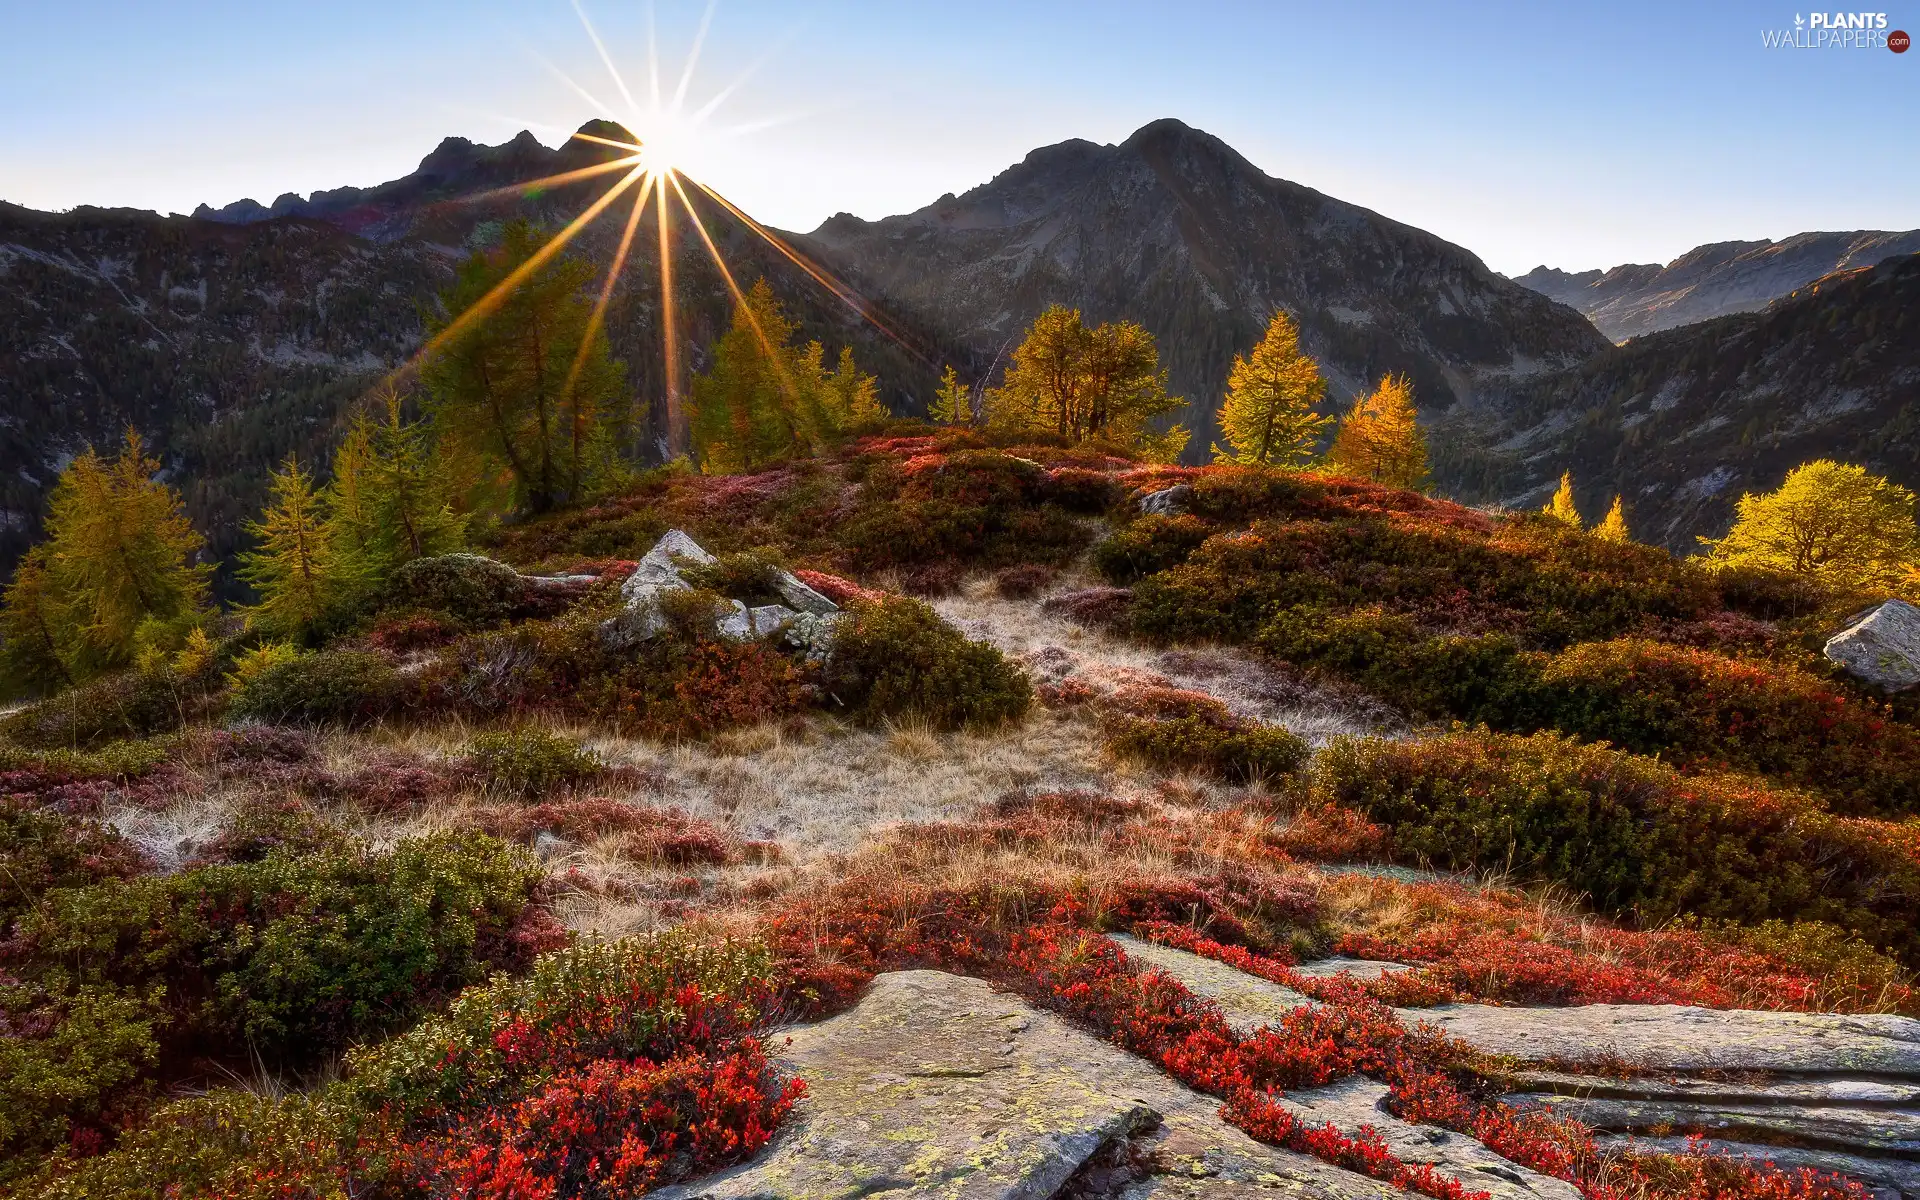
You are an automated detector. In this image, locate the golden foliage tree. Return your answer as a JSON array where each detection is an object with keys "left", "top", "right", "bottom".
[
  {"left": 320, "top": 393, "right": 469, "bottom": 609},
  {"left": 689, "top": 280, "right": 883, "bottom": 472},
  {"left": 1543, "top": 471, "right": 1581, "bottom": 527},
  {"left": 1702, "top": 460, "right": 1919, "bottom": 589},
  {"left": 238, "top": 455, "right": 335, "bottom": 639},
  {"left": 929, "top": 366, "right": 972, "bottom": 426},
  {"left": 1213, "top": 310, "right": 1328, "bottom": 468},
  {"left": 0, "top": 431, "right": 211, "bottom": 689},
  {"left": 1328, "top": 373, "right": 1426, "bottom": 488},
  {"left": 421, "top": 219, "right": 633, "bottom": 514},
  {"left": 985, "top": 305, "right": 1187, "bottom": 460},
  {"left": 1596, "top": 495, "right": 1630, "bottom": 543}
]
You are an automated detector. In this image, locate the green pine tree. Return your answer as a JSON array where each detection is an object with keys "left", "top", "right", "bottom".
[{"left": 238, "top": 455, "right": 335, "bottom": 638}]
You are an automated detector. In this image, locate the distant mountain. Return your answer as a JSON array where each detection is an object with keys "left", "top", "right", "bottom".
[
  {"left": 1440, "top": 252, "right": 1920, "bottom": 550},
  {"left": 796, "top": 119, "right": 1609, "bottom": 453},
  {"left": 1512, "top": 230, "right": 1920, "bottom": 342}
]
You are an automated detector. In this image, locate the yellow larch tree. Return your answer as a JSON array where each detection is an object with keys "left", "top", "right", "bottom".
[
  {"left": 1327, "top": 373, "right": 1426, "bottom": 489},
  {"left": 1212, "top": 310, "right": 1328, "bottom": 468}
]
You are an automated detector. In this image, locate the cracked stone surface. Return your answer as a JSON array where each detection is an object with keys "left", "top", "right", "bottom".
[
  {"left": 1272, "top": 1078, "right": 1579, "bottom": 1200},
  {"left": 654, "top": 970, "right": 1401, "bottom": 1200},
  {"left": 1108, "top": 933, "right": 1920, "bottom": 1193},
  {"left": 1599, "top": 1136, "right": 1920, "bottom": 1200}
]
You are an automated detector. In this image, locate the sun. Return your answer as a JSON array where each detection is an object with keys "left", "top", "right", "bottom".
[{"left": 400, "top": 2, "right": 918, "bottom": 459}]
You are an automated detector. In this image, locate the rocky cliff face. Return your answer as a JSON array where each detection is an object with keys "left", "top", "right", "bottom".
[
  {"left": 1441, "top": 252, "right": 1920, "bottom": 550},
  {"left": 1513, "top": 230, "right": 1920, "bottom": 342},
  {"left": 797, "top": 118, "right": 1609, "bottom": 454}
]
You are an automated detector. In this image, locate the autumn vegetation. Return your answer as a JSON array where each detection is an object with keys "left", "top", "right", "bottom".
[{"left": 3, "top": 249, "right": 1919, "bottom": 1200}]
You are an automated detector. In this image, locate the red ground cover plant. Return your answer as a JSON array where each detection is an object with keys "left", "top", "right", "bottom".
[{"left": 759, "top": 865, "right": 1871, "bottom": 1200}]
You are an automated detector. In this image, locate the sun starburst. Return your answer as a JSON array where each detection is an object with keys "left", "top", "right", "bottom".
[{"left": 391, "top": 1, "right": 921, "bottom": 460}]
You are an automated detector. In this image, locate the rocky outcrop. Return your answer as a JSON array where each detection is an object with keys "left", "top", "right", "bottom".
[
  {"left": 1138, "top": 484, "right": 1193, "bottom": 516},
  {"left": 1108, "top": 934, "right": 1920, "bottom": 1197},
  {"left": 656, "top": 970, "right": 1401, "bottom": 1199},
  {"left": 599, "top": 530, "right": 841, "bottom": 656},
  {"left": 1826, "top": 600, "right": 1920, "bottom": 692}
]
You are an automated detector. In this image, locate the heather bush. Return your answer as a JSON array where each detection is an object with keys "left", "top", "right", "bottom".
[
  {"left": 380, "top": 553, "right": 526, "bottom": 628},
  {"left": 1093, "top": 513, "right": 1215, "bottom": 585},
  {"left": 227, "top": 648, "right": 401, "bottom": 726},
  {"left": 464, "top": 726, "right": 600, "bottom": 796},
  {"left": 680, "top": 550, "right": 788, "bottom": 605},
  {"left": 0, "top": 832, "right": 554, "bottom": 1166},
  {"left": 1311, "top": 730, "right": 1920, "bottom": 963},
  {"left": 197, "top": 797, "right": 343, "bottom": 864},
  {"left": 346, "top": 929, "right": 779, "bottom": 1127},
  {"left": 21, "top": 1089, "right": 363, "bottom": 1200},
  {"left": 1040, "top": 466, "right": 1124, "bottom": 513},
  {"left": 991, "top": 563, "right": 1057, "bottom": 599},
  {"left": 840, "top": 450, "right": 1091, "bottom": 571},
  {"left": 0, "top": 666, "right": 208, "bottom": 750},
  {"left": 1097, "top": 686, "right": 1308, "bottom": 783},
  {"left": 0, "top": 802, "right": 146, "bottom": 926},
  {"left": 1042, "top": 586, "right": 1134, "bottom": 631},
  {"left": 825, "top": 596, "right": 1030, "bottom": 729}
]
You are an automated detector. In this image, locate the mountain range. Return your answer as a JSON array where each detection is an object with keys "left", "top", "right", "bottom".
[
  {"left": 2, "top": 117, "right": 1915, "bottom": 576},
  {"left": 1512, "top": 229, "right": 1920, "bottom": 342}
]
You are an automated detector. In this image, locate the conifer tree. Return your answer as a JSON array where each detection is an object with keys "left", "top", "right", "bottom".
[
  {"left": 48, "top": 432, "right": 210, "bottom": 671},
  {"left": 1703, "top": 460, "right": 1919, "bottom": 589},
  {"left": 1596, "top": 495, "right": 1630, "bottom": 543},
  {"left": 1543, "top": 471, "right": 1582, "bottom": 527},
  {"left": 930, "top": 366, "right": 972, "bottom": 426},
  {"left": 689, "top": 280, "right": 880, "bottom": 471},
  {"left": 238, "top": 455, "right": 334, "bottom": 638},
  {"left": 1327, "top": 373, "right": 1426, "bottom": 488},
  {"left": 0, "top": 547, "right": 72, "bottom": 697},
  {"left": 985, "top": 305, "right": 1187, "bottom": 458},
  {"left": 422, "top": 219, "right": 633, "bottom": 514},
  {"left": 366, "top": 390, "right": 469, "bottom": 570},
  {"left": 1212, "top": 310, "right": 1328, "bottom": 468}
]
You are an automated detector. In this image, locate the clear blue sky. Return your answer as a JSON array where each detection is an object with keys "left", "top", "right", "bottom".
[{"left": 1, "top": 1, "right": 1913, "bottom": 275}]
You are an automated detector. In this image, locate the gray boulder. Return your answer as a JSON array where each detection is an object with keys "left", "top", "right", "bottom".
[
  {"left": 601, "top": 530, "right": 839, "bottom": 649},
  {"left": 1138, "top": 482, "right": 1194, "bottom": 516},
  {"left": 1826, "top": 599, "right": 1920, "bottom": 691}
]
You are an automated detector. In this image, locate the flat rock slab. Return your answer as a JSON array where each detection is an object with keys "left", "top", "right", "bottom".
[
  {"left": 1274, "top": 1078, "right": 1578, "bottom": 1200},
  {"left": 656, "top": 970, "right": 1400, "bottom": 1200},
  {"left": 1290, "top": 958, "right": 1409, "bottom": 982},
  {"left": 1510, "top": 1070, "right": 1920, "bottom": 1106},
  {"left": 1513, "top": 1092, "right": 1920, "bottom": 1156},
  {"left": 1418, "top": 1004, "right": 1920, "bottom": 1076},
  {"left": 1110, "top": 934, "right": 1313, "bottom": 1031},
  {"left": 1599, "top": 1135, "right": 1920, "bottom": 1200}
]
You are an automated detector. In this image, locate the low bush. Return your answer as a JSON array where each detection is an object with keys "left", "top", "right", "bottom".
[
  {"left": 227, "top": 648, "right": 401, "bottom": 727},
  {"left": 991, "top": 563, "right": 1057, "bottom": 599},
  {"left": 1041, "top": 466, "right": 1124, "bottom": 513},
  {"left": 0, "top": 667, "right": 208, "bottom": 750},
  {"left": 1262, "top": 611, "right": 1920, "bottom": 816},
  {"left": 610, "top": 809, "right": 738, "bottom": 866},
  {"left": 1311, "top": 730, "right": 1920, "bottom": 964},
  {"left": 680, "top": 551, "right": 789, "bottom": 606},
  {"left": 0, "top": 833, "right": 556, "bottom": 1166},
  {"left": 1093, "top": 514, "right": 1215, "bottom": 585},
  {"left": 1097, "top": 686, "right": 1308, "bottom": 783},
  {"left": 346, "top": 930, "right": 780, "bottom": 1128},
  {"left": 464, "top": 727, "right": 600, "bottom": 797},
  {"left": 0, "top": 802, "right": 146, "bottom": 927},
  {"left": 21, "top": 1089, "right": 364, "bottom": 1200},
  {"left": 824, "top": 596, "right": 1030, "bottom": 729},
  {"left": 196, "top": 797, "right": 343, "bottom": 864},
  {"left": 380, "top": 553, "right": 527, "bottom": 628},
  {"left": 1042, "top": 586, "right": 1134, "bottom": 631}
]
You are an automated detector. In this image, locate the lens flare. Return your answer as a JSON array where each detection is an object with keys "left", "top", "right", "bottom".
[{"left": 394, "top": 2, "right": 927, "bottom": 460}]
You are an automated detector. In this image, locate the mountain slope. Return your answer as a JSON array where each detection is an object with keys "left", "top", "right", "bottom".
[
  {"left": 0, "top": 125, "right": 952, "bottom": 586},
  {"left": 1441, "top": 252, "right": 1920, "bottom": 550},
  {"left": 795, "top": 118, "right": 1609, "bottom": 453},
  {"left": 1513, "top": 229, "right": 1920, "bottom": 342}
]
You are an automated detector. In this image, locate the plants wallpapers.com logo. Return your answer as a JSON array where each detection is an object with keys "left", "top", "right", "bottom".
[{"left": 1761, "top": 11, "right": 1909, "bottom": 48}]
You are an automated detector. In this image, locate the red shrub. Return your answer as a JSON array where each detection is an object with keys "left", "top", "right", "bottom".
[
  {"left": 791, "top": 569, "right": 884, "bottom": 607},
  {"left": 406, "top": 1044, "right": 802, "bottom": 1200}
]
